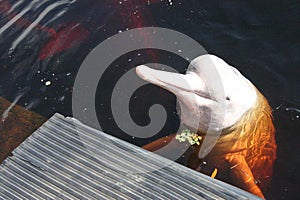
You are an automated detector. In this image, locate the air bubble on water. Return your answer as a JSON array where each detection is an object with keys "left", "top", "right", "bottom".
[{"left": 45, "top": 81, "right": 51, "bottom": 86}]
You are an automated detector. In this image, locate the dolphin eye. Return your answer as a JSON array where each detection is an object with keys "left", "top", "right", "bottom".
[{"left": 226, "top": 97, "right": 230, "bottom": 101}]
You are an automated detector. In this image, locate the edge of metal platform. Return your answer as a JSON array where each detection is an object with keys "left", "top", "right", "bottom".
[{"left": 0, "top": 113, "right": 261, "bottom": 200}]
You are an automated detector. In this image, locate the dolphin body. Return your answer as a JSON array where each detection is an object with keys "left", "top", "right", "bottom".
[{"left": 136, "top": 54, "right": 277, "bottom": 199}]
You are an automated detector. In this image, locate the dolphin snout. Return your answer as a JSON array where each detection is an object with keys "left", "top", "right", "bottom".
[{"left": 136, "top": 65, "right": 208, "bottom": 99}]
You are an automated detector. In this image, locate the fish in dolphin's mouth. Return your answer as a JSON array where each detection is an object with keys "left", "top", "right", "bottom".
[{"left": 137, "top": 54, "right": 277, "bottom": 199}]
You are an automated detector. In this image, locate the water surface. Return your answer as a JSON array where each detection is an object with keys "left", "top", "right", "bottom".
[{"left": 0, "top": 0, "right": 299, "bottom": 199}]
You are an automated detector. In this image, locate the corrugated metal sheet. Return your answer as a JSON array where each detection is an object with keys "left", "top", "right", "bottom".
[{"left": 0, "top": 113, "right": 260, "bottom": 199}]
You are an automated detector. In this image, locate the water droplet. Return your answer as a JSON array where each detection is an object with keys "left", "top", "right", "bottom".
[
  {"left": 59, "top": 96, "right": 65, "bottom": 101},
  {"left": 45, "top": 81, "right": 51, "bottom": 86}
]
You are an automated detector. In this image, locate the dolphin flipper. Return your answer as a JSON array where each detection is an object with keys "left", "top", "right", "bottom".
[
  {"left": 143, "top": 133, "right": 178, "bottom": 153},
  {"left": 225, "top": 154, "right": 265, "bottom": 199}
]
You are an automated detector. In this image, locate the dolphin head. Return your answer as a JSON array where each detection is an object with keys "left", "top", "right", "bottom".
[{"left": 136, "top": 54, "right": 257, "bottom": 134}]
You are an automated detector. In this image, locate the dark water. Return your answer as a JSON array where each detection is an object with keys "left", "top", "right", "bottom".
[{"left": 0, "top": 0, "right": 299, "bottom": 199}]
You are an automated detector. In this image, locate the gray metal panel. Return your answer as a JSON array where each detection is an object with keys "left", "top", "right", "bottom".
[{"left": 0, "top": 113, "right": 261, "bottom": 199}]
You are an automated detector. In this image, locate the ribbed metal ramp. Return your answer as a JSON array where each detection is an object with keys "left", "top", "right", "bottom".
[{"left": 0, "top": 113, "right": 260, "bottom": 199}]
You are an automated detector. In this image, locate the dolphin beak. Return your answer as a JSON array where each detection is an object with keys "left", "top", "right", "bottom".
[{"left": 136, "top": 65, "right": 210, "bottom": 100}]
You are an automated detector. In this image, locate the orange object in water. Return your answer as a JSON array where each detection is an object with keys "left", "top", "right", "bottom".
[{"left": 211, "top": 168, "right": 218, "bottom": 179}]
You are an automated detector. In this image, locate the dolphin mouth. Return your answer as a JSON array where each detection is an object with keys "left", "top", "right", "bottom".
[
  {"left": 136, "top": 65, "right": 215, "bottom": 101},
  {"left": 161, "top": 81, "right": 214, "bottom": 101}
]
